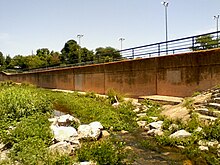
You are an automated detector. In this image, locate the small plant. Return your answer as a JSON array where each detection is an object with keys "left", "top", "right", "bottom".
[
  {"left": 203, "top": 119, "right": 220, "bottom": 141},
  {"left": 182, "top": 97, "right": 195, "bottom": 110},
  {"left": 76, "top": 139, "right": 127, "bottom": 165},
  {"left": 192, "top": 91, "right": 201, "bottom": 97},
  {"left": 107, "top": 89, "right": 124, "bottom": 104}
]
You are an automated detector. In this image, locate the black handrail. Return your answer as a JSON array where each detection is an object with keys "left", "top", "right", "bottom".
[
  {"left": 119, "top": 31, "right": 220, "bottom": 59},
  {"left": 14, "top": 31, "right": 220, "bottom": 73}
]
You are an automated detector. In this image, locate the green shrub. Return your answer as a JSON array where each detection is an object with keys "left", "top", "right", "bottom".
[
  {"left": 76, "top": 139, "right": 127, "bottom": 165},
  {"left": 107, "top": 89, "right": 124, "bottom": 104},
  {"left": 203, "top": 119, "right": 220, "bottom": 141},
  {"left": 182, "top": 97, "right": 195, "bottom": 110},
  {"left": 1, "top": 114, "right": 53, "bottom": 147},
  {"left": 51, "top": 92, "right": 137, "bottom": 131},
  {"left": 9, "top": 137, "right": 49, "bottom": 165},
  {"left": 141, "top": 99, "right": 162, "bottom": 117},
  {"left": 0, "top": 86, "right": 52, "bottom": 121}
]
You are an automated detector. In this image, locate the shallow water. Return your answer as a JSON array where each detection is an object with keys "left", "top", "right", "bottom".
[
  {"left": 53, "top": 108, "right": 192, "bottom": 164},
  {"left": 114, "top": 129, "right": 192, "bottom": 165}
]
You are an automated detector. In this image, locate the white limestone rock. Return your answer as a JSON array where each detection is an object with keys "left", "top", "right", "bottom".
[
  {"left": 148, "top": 121, "right": 163, "bottom": 130},
  {"left": 49, "top": 141, "right": 79, "bottom": 155},
  {"left": 147, "top": 129, "right": 164, "bottom": 136},
  {"left": 169, "top": 130, "right": 191, "bottom": 138},
  {"left": 199, "top": 146, "right": 209, "bottom": 151},
  {"left": 78, "top": 124, "right": 101, "bottom": 140},
  {"left": 51, "top": 126, "right": 79, "bottom": 143},
  {"left": 89, "top": 121, "right": 103, "bottom": 130},
  {"left": 137, "top": 113, "right": 147, "bottom": 117}
]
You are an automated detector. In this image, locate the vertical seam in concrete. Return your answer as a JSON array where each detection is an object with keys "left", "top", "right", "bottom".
[
  {"left": 155, "top": 58, "right": 158, "bottom": 95},
  {"left": 104, "top": 65, "right": 106, "bottom": 95}
]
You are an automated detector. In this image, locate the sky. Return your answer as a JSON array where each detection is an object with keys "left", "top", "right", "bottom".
[{"left": 0, "top": 0, "right": 219, "bottom": 56}]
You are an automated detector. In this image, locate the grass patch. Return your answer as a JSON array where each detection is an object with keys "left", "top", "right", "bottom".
[
  {"left": 76, "top": 138, "right": 127, "bottom": 165},
  {"left": 50, "top": 91, "right": 137, "bottom": 131}
]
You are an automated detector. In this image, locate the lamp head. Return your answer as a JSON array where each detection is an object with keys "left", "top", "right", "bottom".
[{"left": 161, "top": 1, "right": 169, "bottom": 7}]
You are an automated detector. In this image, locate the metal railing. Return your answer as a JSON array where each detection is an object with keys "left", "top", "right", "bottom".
[
  {"left": 120, "top": 31, "right": 220, "bottom": 59},
  {"left": 17, "top": 31, "right": 220, "bottom": 73}
]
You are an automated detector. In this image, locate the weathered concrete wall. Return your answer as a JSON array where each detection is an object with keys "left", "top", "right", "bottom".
[{"left": 1, "top": 48, "right": 220, "bottom": 97}]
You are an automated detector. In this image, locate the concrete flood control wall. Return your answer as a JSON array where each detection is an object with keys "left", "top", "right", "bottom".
[{"left": 1, "top": 48, "right": 220, "bottom": 98}]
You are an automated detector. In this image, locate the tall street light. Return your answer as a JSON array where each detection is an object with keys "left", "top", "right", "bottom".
[
  {"left": 161, "top": 1, "right": 169, "bottom": 55},
  {"left": 119, "top": 38, "right": 125, "bottom": 50},
  {"left": 77, "top": 34, "right": 83, "bottom": 63},
  {"left": 214, "top": 15, "right": 219, "bottom": 46},
  {"left": 77, "top": 34, "right": 84, "bottom": 46}
]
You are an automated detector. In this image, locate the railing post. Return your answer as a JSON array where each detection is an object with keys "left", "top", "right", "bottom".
[
  {"left": 158, "top": 44, "right": 160, "bottom": 56},
  {"left": 192, "top": 37, "right": 195, "bottom": 51},
  {"left": 132, "top": 49, "right": 135, "bottom": 59}
]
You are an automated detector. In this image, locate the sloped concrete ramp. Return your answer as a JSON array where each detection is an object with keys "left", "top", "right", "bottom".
[{"left": 138, "top": 95, "right": 183, "bottom": 105}]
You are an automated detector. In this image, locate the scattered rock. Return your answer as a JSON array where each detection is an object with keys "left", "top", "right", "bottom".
[
  {"left": 121, "top": 130, "right": 129, "bottom": 134},
  {"left": 148, "top": 121, "right": 163, "bottom": 130},
  {"left": 78, "top": 124, "right": 101, "bottom": 140},
  {"left": 0, "top": 150, "right": 9, "bottom": 161},
  {"left": 89, "top": 121, "right": 103, "bottom": 130},
  {"left": 147, "top": 129, "right": 164, "bottom": 136},
  {"left": 112, "top": 102, "right": 120, "bottom": 108},
  {"left": 132, "top": 102, "right": 142, "bottom": 107},
  {"left": 168, "top": 124, "right": 179, "bottom": 132},
  {"left": 169, "top": 130, "right": 191, "bottom": 138},
  {"left": 49, "top": 141, "right": 79, "bottom": 155},
  {"left": 207, "top": 140, "right": 219, "bottom": 147},
  {"left": 101, "top": 130, "right": 110, "bottom": 137},
  {"left": 199, "top": 146, "right": 209, "bottom": 151},
  {"left": 133, "top": 107, "right": 140, "bottom": 113},
  {"left": 137, "top": 121, "right": 147, "bottom": 128},
  {"left": 177, "top": 145, "right": 185, "bottom": 149},
  {"left": 51, "top": 126, "right": 79, "bottom": 143},
  {"left": 49, "top": 114, "right": 81, "bottom": 128},
  {"left": 149, "top": 116, "right": 158, "bottom": 121},
  {"left": 73, "top": 161, "right": 96, "bottom": 165},
  {"left": 137, "top": 113, "right": 147, "bottom": 117},
  {"left": 217, "top": 149, "right": 220, "bottom": 157},
  {"left": 144, "top": 126, "right": 150, "bottom": 131},
  {"left": 195, "top": 127, "right": 202, "bottom": 132}
]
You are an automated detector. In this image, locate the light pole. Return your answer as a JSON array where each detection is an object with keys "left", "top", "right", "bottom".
[
  {"left": 77, "top": 34, "right": 83, "bottom": 46},
  {"left": 119, "top": 38, "right": 125, "bottom": 50},
  {"left": 161, "top": 1, "right": 169, "bottom": 55},
  {"left": 77, "top": 34, "right": 83, "bottom": 63},
  {"left": 214, "top": 15, "right": 219, "bottom": 46}
]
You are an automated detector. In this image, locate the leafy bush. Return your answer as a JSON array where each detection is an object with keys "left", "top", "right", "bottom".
[
  {"left": 203, "top": 119, "right": 220, "bottom": 141},
  {"left": 51, "top": 91, "right": 137, "bottom": 131},
  {"left": 76, "top": 139, "right": 127, "bottom": 165},
  {"left": 182, "top": 97, "right": 195, "bottom": 110},
  {"left": 107, "top": 89, "right": 124, "bottom": 104},
  {"left": 1, "top": 114, "right": 53, "bottom": 147},
  {"left": 0, "top": 86, "right": 52, "bottom": 121}
]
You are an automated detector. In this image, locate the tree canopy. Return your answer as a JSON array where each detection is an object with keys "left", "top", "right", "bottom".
[
  {"left": 192, "top": 34, "right": 219, "bottom": 51},
  {"left": 0, "top": 39, "right": 121, "bottom": 71}
]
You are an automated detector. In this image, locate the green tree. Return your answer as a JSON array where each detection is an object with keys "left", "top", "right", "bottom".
[
  {"left": 95, "top": 47, "right": 121, "bottom": 62},
  {"left": 24, "top": 55, "right": 45, "bottom": 69},
  {"left": 36, "top": 48, "right": 51, "bottom": 67},
  {"left": 61, "top": 40, "right": 80, "bottom": 64},
  {"left": 193, "top": 34, "right": 219, "bottom": 51},
  {"left": 36, "top": 48, "right": 50, "bottom": 58},
  {"left": 0, "top": 52, "right": 5, "bottom": 66},
  {"left": 49, "top": 51, "right": 61, "bottom": 66},
  {"left": 10, "top": 55, "right": 27, "bottom": 69},
  {"left": 80, "top": 48, "right": 94, "bottom": 63},
  {"left": 5, "top": 55, "right": 12, "bottom": 69}
]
